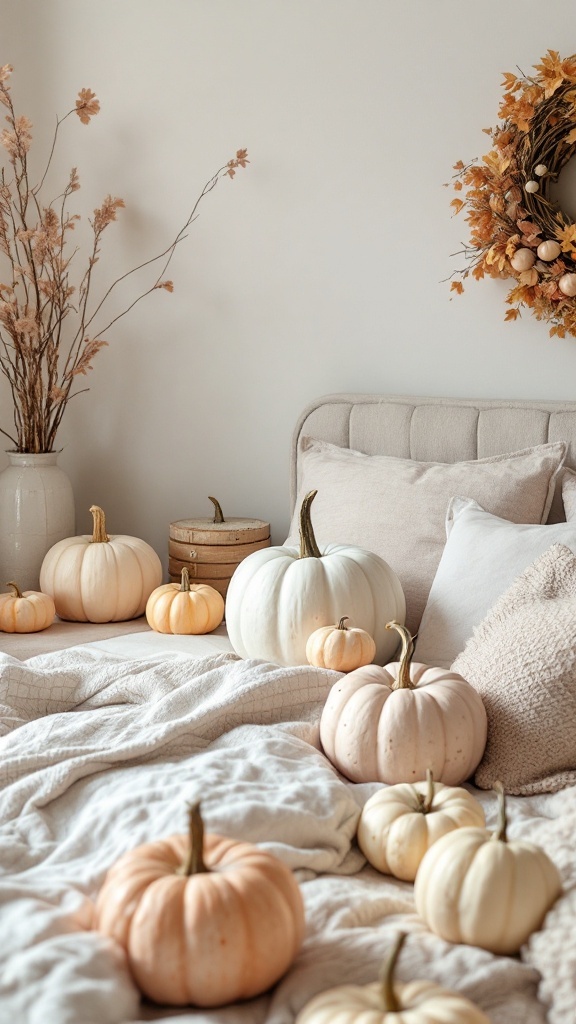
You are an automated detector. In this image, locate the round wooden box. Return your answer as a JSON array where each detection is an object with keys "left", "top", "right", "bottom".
[{"left": 169, "top": 497, "right": 270, "bottom": 598}]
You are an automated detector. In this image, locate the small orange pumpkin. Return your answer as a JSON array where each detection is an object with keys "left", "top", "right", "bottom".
[
  {"left": 306, "top": 616, "right": 376, "bottom": 672},
  {"left": 0, "top": 581, "right": 55, "bottom": 633},
  {"left": 93, "top": 803, "right": 305, "bottom": 1007},
  {"left": 145, "top": 566, "right": 225, "bottom": 634}
]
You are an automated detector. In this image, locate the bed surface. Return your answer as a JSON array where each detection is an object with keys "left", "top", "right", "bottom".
[{"left": 2, "top": 391, "right": 576, "bottom": 1024}]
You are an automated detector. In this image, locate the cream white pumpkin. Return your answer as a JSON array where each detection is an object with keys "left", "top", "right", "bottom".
[
  {"left": 295, "top": 932, "right": 490, "bottom": 1024},
  {"left": 40, "top": 505, "right": 162, "bottom": 623},
  {"left": 414, "top": 784, "right": 562, "bottom": 955},
  {"left": 225, "top": 491, "right": 405, "bottom": 667},
  {"left": 306, "top": 616, "right": 376, "bottom": 672},
  {"left": 320, "top": 621, "right": 487, "bottom": 786},
  {"left": 0, "top": 581, "right": 55, "bottom": 633},
  {"left": 357, "top": 769, "right": 485, "bottom": 881}
]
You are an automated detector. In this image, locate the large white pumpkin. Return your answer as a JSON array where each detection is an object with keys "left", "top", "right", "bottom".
[
  {"left": 225, "top": 490, "right": 405, "bottom": 666},
  {"left": 320, "top": 621, "right": 487, "bottom": 785},
  {"left": 40, "top": 505, "right": 162, "bottom": 622},
  {"left": 414, "top": 784, "right": 562, "bottom": 955}
]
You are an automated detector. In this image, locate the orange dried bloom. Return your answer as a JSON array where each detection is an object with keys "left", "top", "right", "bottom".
[
  {"left": 92, "top": 195, "right": 125, "bottom": 233},
  {"left": 75, "top": 88, "right": 100, "bottom": 124}
]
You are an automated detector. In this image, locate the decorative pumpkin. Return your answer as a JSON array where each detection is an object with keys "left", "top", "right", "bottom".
[
  {"left": 94, "top": 802, "right": 305, "bottom": 1007},
  {"left": 39, "top": 505, "right": 162, "bottom": 623},
  {"left": 319, "top": 621, "right": 487, "bottom": 786},
  {"left": 306, "top": 616, "right": 376, "bottom": 672},
  {"left": 145, "top": 566, "right": 224, "bottom": 634},
  {"left": 295, "top": 931, "right": 490, "bottom": 1024},
  {"left": 357, "top": 769, "right": 485, "bottom": 881},
  {"left": 225, "top": 490, "right": 406, "bottom": 667},
  {"left": 414, "top": 783, "right": 562, "bottom": 955},
  {"left": 0, "top": 580, "right": 55, "bottom": 633}
]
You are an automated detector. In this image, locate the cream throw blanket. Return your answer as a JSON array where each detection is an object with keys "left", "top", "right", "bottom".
[{"left": 0, "top": 647, "right": 573, "bottom": 1023}]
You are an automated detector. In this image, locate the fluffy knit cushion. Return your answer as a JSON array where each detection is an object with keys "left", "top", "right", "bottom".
[{"left": 452, "top": 543, "right": 576, "bottom": 795}]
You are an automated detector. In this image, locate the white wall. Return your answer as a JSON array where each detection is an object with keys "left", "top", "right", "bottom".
[{"left": 2, "top": 0, "right": 576, "bottom": 564}]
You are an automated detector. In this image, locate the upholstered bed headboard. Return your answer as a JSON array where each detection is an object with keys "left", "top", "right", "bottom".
[{"left": 291, "top": 393, "right": 576, "bottom": 522}]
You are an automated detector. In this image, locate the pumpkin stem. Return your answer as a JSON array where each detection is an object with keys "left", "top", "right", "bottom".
[
  {"left": 180, "top": 566, "right": 191, "bottom": 592},
  {"left": 179, "top": 802, "right": 209, "bottom": 876},
  {"left": 5, "top": 581, "right": 22, "bottom": 598},
  {"left": 380, "top": 931, "right": 407, "bottom": 1013},
  {"left": 89, "top": 505, "right": 110, "bottom": 544},
  {"left": 299, "top": 490, "right": 322, "bottom": 559},
  {"left": 385, "top": 621, "right": 415, "bottom": 689},
  {"left": 492, "top": 781, "right": 508, "bottom": 843},
  {"left": 208, "top": 496, "right": 225, "bottom": 524},
  {"left": 421, "top": 767, "right": 435, "bottom": 814},
  {"left": 337, "top": 616, "right": 349, "bottom": 630}
]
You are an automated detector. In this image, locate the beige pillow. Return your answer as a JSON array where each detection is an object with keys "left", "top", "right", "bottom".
[
  {"left": 287, "top": 436, "right": 566, "bottom": 634},
  {"left": 453, "top": 543, "right": 576, "bottom": 795}
]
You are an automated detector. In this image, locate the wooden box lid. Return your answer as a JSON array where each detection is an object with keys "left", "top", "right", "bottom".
[{"left": 170, "top": 497, "right": 270, "bottom": 546}]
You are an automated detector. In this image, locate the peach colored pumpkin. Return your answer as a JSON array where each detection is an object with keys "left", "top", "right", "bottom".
[
  {"left": 0, "top": 581, "right": 55, "bottom": 633},
  {"left": 414, "top": 784, "right": 562, "bottom": 955},
  {"left": 295, "top": 932, "right": 491, "bottom": 1024},
  {"left": 306, "top": 616, "right": 376, "bottom": 672},
  {"left": 146, "top": 567, "right": 224, "bottom": 634},
  {"left": 357, "top": 769, "right": 485, "bottom": 881},
  {"left": 319, "top": 621, "right": 487, "bottom": 786},
  {"left": 40, "top": 505, "right": 162, "bottom": 622},
  {"left": 94, "top": 803, "right": 305, "bottom": 1007}
]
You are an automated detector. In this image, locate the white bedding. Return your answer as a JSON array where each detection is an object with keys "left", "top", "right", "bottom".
[{"left": 0, "top": 644, "right": 574, "bottom": 1024}]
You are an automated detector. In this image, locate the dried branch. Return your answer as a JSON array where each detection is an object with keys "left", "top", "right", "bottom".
[{"left": 0, "top": 64, "right": 248, "bottom": 450}]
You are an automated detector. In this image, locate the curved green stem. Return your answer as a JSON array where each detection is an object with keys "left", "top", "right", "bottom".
[
  {"left": 421, "top": 767, "right": 435, "bottom": 814},
  {"left": 208, "top": 496, "right": 225, "bottom": 524},
  {"left": 178, "top": 802, "right": 208, "bottom": 876},
  {"left": 492, "top": 781, "right": 508, "bottom": 843},
  {"left": 299, "top": 490, "right": 322, "bottom": 559},
  {"left": 89, "top": 505, "right": 109, "bottom": 543},
  {"left": 385, "top": 621, "right": 415, "bottom": 689},
  {"left": 380, "top": 932, "right": 407, "bottom": 1013}
]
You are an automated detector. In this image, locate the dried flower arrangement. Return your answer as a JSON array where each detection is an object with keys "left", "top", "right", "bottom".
[
  {"left": 0, "top": 64, "right": 248, "bottom": 452},
  {"left": 448, "top": 49, "right": 576, "bottom": 339}
]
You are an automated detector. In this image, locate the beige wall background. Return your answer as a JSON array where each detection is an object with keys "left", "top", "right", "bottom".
[{"left": 2, "top": 0, "right": 576, "bottom": 567}]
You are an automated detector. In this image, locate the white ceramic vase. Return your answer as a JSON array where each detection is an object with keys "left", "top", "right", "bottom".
[{"left": 0, "top": 452, "right": 75, "bottom": 592}]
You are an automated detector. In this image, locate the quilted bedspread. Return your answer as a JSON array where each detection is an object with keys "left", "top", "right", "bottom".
[{"left": 0, "top": 647, "right": 574, "bottom": 1024}]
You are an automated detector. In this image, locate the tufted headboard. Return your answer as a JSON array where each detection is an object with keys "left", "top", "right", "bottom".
[{"left": 291, "top": 393, "right": 576, "bottom": 522}]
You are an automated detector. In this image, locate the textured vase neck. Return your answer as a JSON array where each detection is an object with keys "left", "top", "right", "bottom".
[{"left": 7, "top": 452, "right": 59, "bottom": 467}]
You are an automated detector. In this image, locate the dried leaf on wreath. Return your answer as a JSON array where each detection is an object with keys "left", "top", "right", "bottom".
[
  {"left": 519, "top": 268, "right": 539, "bottom": 286},
  {"left": 564, "top": 126, "right": 576, "bottom": 146},
  {"left": 504, "top": 308, "right": 521, "bottom": 321},
  {"left": 555, "top": 223, "right": 576, "bottom": 252},
  {"left": 450, "top": 198, "right": 465, "bottom": 215},
  {"left": 450, "top": 281, "right": 464, "bottom": 294}
]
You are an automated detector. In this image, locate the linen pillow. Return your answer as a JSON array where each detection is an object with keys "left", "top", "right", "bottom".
[
  {"left": 452, "top": 542, "right": 576, "bottom": 795},
  {"left": 287, "top": 436, "right": 566, "bottom": 634},
  {"left": 414, "top": 496, "right": 576, "bottom": 668}
]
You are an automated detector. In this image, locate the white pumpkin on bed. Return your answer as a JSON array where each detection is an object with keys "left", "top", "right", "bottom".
[{"left": 225, "top": 490, "right": 406, "bottom": 667}]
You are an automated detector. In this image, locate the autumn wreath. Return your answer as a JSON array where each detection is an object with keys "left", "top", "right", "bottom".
[{"left": 449, "top": 50, "right": 576, "bottom": 339}]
